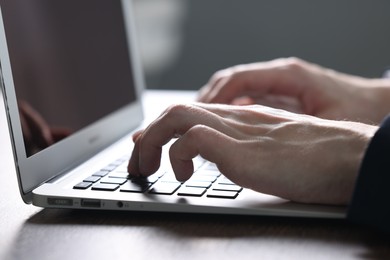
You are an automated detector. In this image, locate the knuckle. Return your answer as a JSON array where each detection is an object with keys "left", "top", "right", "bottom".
[
  {"left": 208, "top": 64, "right": 252, "bottom": 89},
  {"left": 164, "top": 103, "right": 193, "bottom": 117},
  {"left": 281, "top": 57, "right": 306, "bottom": 72},
  {"left": 209, "top": 69, "right": 226, "bottom": 83},
  {"left": 230, "top": 64, "right": 248, "bottom": 73},
  {"left": 211, "top": 65, "right": 241, "bottom": 82},
  {"left": 186, "top": 124, "right": 209, "bottom": 138},
  {"left": 184, "top": 125, "right": 215, "bottom": 148}
]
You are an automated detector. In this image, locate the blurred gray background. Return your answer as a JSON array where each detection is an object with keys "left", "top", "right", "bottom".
[{"left": 133, "top": 0, "right": 390, "bottom": 90}]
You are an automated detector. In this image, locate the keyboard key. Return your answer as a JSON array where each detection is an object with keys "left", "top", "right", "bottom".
[
  {"left": 154, "top": 168, "right": 168, "bottom": 178},
  {"left": 101, "top": 164, "right": 118, "bottom": 172},
  {"left": 159, "top": 173, "right": 180, "bottom": 182},
  {"left": 120, "top": 181, "right": 151, "bottom": 193},
  {"left": 111, "top": 158, "right": 127, "bottom": 166},
  {"left": 217, "top": 177, "right": 236, "bottom": 185},
  {"left": 185, "top": 181, "right": 212, "bottom": 189},
  {"left": 177, "top": 187, "right": 206, "bottom": 197},
  {"left": 113, "top": 162, "right": 129, "bottom": 173},
  {"left": 149, "top": 182, "right": 181, "bottom": 195},
  {"left": 196, "top": 170, "right": 221, "bottom": 177},
  {"left": 113, "top": 166, "right": 128, "bottom": 173},
  {"left": 189, "top": 175, "right": 217, "bottom": 183},
  {"left": 131, "top": 175, "right": 160, "bottom": 184},
  {"left": 91, "top": 183, "right": 119, "bottom": 191},
  {"left": 83, "top": 176, "right": 101, "bottom": 183},
  {"left": 202, "top": 162, "right": 219, "bottom": 171},
  {"left": 73, "top": 182, "right": 92, "bottom": 189},
  {"left": 207, "top": 190, "right": 238, "bottom": 199},
  {"left": 144, "top": 174, "right": 160, "bottom": 183},
  {"left": 92, "top": 170, "right": 110, "bottom": 177},
  {"left": 100, "top": 177, "right": 127, "bottom": 185},
  {"left": 193, "top": 156, "right": 206, "bottom": 170},
  {"left": 108, "top": 172, "right": 129, "bottom": 178},
  {"left": 212, "top": 184, "right": 243, "bottom": 192}
]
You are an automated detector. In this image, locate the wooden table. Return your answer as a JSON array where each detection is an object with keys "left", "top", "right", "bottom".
[{"left": 1, "top": 90, "right": 390, "bottom": 260}]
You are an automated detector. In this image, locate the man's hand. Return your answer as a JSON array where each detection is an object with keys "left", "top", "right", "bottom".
[
  {"left": 198, "top": 57, "right": 390, "bottom": 125},
  {"left": 128, "top": 103, "right": 377, "bottom": 205}
]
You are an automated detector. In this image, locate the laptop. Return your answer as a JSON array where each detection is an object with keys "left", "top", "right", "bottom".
[{"left": 0, "top": 0, "right": 345, "bottom": 218}]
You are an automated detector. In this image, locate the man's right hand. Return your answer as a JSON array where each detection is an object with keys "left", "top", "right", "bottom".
[{"left": 198, "top": 57, "right": 390, "bottom": 125}]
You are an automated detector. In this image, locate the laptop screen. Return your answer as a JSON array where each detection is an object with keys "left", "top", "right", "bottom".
[{"left": 0, "top": 0, "right": 136, "bottom": 157}]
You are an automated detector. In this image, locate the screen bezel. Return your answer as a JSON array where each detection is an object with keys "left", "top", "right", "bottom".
[{"left": 0, "top": 0, "right": 145, "bottom": 203}]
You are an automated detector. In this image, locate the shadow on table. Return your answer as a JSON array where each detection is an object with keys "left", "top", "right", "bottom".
[{"left": 21, "top": 208, "right": 390, "bottom": 259}]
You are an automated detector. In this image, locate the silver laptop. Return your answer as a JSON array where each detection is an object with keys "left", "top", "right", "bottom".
[{"left": 0, "top": 0, "right": 345, "bottom": 218}]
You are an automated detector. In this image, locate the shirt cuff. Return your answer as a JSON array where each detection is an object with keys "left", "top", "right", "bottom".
[{"left": 348, "top": 115, "right": 390, "bottom": 232}]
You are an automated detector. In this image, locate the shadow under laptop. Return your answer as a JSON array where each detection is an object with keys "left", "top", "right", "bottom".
[{"left": 4, "top": 208, "right": 390, "bottom": 260}]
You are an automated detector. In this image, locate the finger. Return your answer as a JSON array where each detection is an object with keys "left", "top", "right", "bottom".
[
  {"left": 132, "top": 129, "right": 144, "bottom": 142},
  {"left": 197, "top": 68, "right": 231, "bottom": 102},
  {"left": 169, "top": 125, "right": 237, "bottom": 182},
  {"left": 199, "top": 70, "right": 247, "bottom": 104},
  {"left": 192, "top": 102, "right": 293, "bottom": 126},
  {"left": 198, "top": 58, "right": 307, "bottom": 104},
  {"left": 128, "top": 102, "right": 296, "bottom": 177},
  {"left": 127, "top": 137, "right": 149, "bottom": 176},
  {"left": 128, "top": 130, "right": 147, "bottom": 176},
  {"left": 129, "top": 104, "right": 246, "bottom": 176}
]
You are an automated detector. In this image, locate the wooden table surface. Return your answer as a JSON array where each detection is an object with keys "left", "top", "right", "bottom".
[{"left": 1, "top": 90, "right": 390, "bottom": 260}]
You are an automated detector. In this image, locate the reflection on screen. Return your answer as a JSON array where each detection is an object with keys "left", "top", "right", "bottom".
[{"left": 0, "top": 0, "right": 136, "bottom": 156}]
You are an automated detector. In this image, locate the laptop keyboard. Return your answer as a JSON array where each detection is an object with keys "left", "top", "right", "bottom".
[{"left": 73, "top": 156, "right": 243, "bottom": 199}]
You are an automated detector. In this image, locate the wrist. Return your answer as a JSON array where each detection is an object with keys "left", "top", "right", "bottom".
[{"left": 364, "top": 79, "right": 390, "bottom": 124}]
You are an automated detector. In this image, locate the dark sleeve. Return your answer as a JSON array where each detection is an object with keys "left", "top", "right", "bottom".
[{"left": 348, "top": 115, "right": 390, "bottom": 232}]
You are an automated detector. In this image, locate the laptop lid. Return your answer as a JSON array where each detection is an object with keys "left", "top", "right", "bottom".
[{"left": 0, "top": 0, "right": 145, "bottom": 203}]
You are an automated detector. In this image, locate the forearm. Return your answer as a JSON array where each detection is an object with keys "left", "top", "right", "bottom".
[{"left": 334, "top": 76, "right": 390, "bottom": 125}]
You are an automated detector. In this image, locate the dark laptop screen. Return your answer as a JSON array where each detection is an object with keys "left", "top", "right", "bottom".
[{"left": 0, "top": 0, "right": 136, "bottom": 157}]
